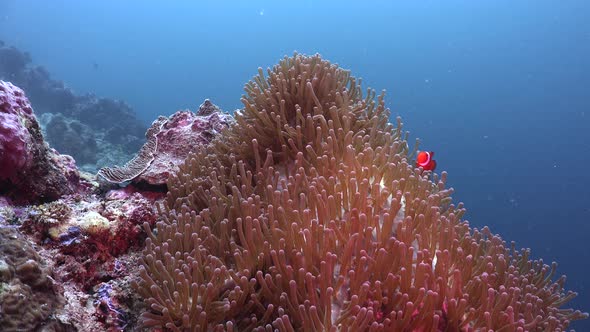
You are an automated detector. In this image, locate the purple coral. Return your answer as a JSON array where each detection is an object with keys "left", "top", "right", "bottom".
[
  {"left": 0, "top": 113, "right": 30, "bottom": 180},
  {"left": 98, "top": 99, "right": 232, "bottom": 187},
  {"left": 0, "top": 80, "right": 81, "bottom": 203},
  {"left": 0, "top": 81, "right": 36, "bottom": 181},
  {"left": 140, "top": 100, "right": 232, "bottom": 185},
  {"left": 0, "top": 79, "right": 35, "bottom": 120},
  {"left": 94, "top": 283, "right": 129, "bottom": 330}
]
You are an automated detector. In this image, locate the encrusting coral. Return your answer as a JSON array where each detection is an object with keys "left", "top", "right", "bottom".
[
  {"left": 0, "top": 80, "right": 82, "bottom": 203},
  {"left": 0, "top": 227, "right": 62, "bottom": 330},
  {"left": 135, "top": 54, "right": 587, "bottom": 331},
  {"left": 0, "top": 80, "right": 235, "bottom": 330},
  {"left": 98, "top": 100, "right": 233, "bottom": 187}
]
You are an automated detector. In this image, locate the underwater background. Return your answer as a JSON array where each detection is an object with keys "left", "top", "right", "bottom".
[{"left": 1, "top": 0, "right": 588, "bottom": 330}]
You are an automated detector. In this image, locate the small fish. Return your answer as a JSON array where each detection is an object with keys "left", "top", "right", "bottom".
[{"left": 416, "top": 151, "right": 437, "bottom": 171}]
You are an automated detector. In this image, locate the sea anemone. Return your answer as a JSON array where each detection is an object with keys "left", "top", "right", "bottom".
[{"left": 134, "top": 53, "right": 587, "bottom": 331}]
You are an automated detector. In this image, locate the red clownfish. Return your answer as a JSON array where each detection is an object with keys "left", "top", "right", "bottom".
[{"left": 416, "top": 151, "right": 437, "bottom": 171}]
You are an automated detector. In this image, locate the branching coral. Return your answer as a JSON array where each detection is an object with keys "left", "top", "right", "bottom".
[{"left": 135, "top": 53, "right": 587, "bottom": 331}]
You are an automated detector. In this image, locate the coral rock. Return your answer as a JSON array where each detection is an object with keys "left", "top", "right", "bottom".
[
  {"left": 0, "top": 80, "right": 82, "bottom": 203},
  {"left": 0, "top": 227, "right": 63, "bottom": 330},
  {"left": 0, "top": 113, "right": 31, "bottom": 180},
  {"left": 20, "top": 187, "right": 161, "bottom": 289},
  {"left": 98, "top": 99, "right": 233, "bottom": 186}
]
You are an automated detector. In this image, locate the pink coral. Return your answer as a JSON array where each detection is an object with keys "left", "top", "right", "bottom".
[
  {"left": 0, "top": 79, "right": 35, "bottom": 121},
  {"left": 0, "top": 113, "right": 30, "bottom": 180},
  {"left": 98, "top": 99, "right": 232, "bottom": 186},
  {"left": 20, "top": 188, "right": 161, "bottom": 288},
  {"left": 0, "top": 81, "right": 35, "bottom": 180},
  {"left": 140, "top": 102, "right": 231, "bottom": 185},
  {"left": 0, "top": 80, "right": 82, "bottom": 203}
]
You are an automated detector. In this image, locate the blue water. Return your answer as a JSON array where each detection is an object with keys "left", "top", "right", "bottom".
[{"left": 2, "top": 0, "right": 589, "bottom": 329}]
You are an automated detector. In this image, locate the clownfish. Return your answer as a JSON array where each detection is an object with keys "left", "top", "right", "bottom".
[{"left": 416, "top": 151, "right": 437, "bottom": 171}]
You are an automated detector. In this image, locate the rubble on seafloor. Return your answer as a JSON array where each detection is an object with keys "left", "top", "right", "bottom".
[{"left": 0, "top": 79, "right": 232, "bottom": 331}]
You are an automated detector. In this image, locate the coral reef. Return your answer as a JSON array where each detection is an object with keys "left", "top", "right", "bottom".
[
  {"left": 0, "top": 80, "right": 82, "bottom": 203},
  {"left": 0, "top": 76, "right": 233, "bottom": 330},
  {"left": 45, "top": 113, "right": 99, "bottom": 165},
  {"left": 0, "top": 43, "right": 76, "bottom": 117},
  {"left": 0, "top": 43, "right": 32, "bottom": 80},
  {"left": 98, "top": 99, "right": 233, "bottom": 187},
  {"left": 1, "top": 183, "right": 164, "bottom": 331},
  {"left": 0, "top": 41, "right": 146, "bottom": 171},
  {"left": 20, "top": 187, "right": 161, "bottom": 288},
  {"left": 73, "top": 95, "right": 146, "bottom": 142},
  {"left": 0, "top": 48, "right": 586, "bottom": 331},
  {"left": 0, "top": 227, "right": 63, "bottom": 331},
  {"left": 136, "top": 54, "right": 587, "bottom": 331}
]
